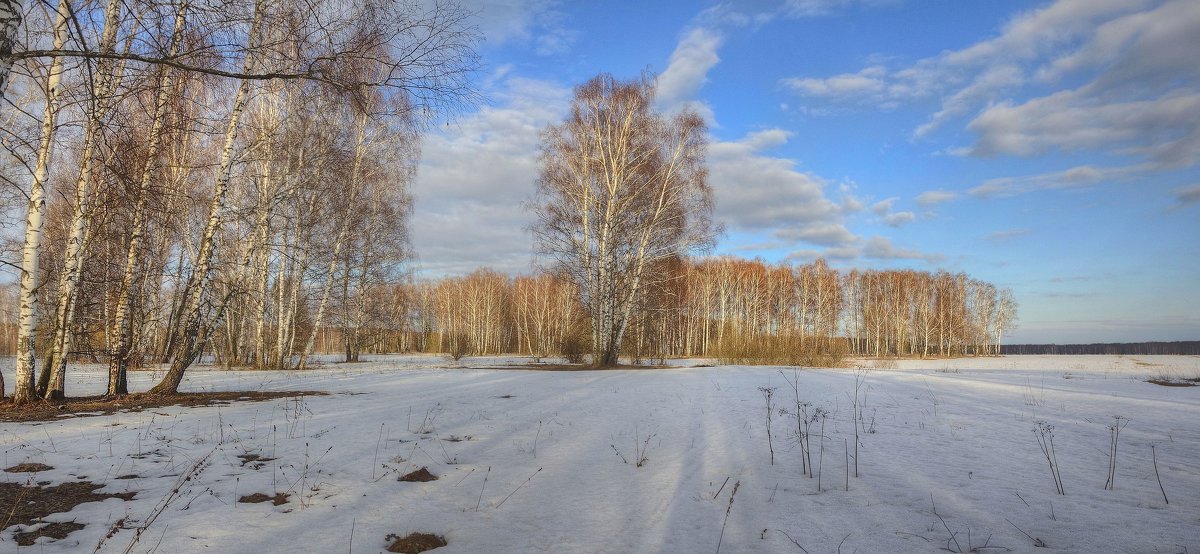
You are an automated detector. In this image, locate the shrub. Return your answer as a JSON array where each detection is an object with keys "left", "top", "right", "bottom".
[
  {"left": 448, "top": 334, "right": 471, "bottom": 361},
  {"left": 561, "top": 334, "right": 587, "bottom": 364}
]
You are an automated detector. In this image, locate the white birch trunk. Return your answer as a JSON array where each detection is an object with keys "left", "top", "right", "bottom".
[
  {"left": 11, "top": 0, "right": 69, "bottom": 403},
  {"left": 43, "top": 0, "right": 125, "bottom": 399}
]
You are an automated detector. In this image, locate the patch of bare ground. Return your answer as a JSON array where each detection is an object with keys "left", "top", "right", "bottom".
[
  {"left": 0, "top": 481, "right": 135, "bottom": 545},
  {"left": 238, "top": 492, "right": 290, "bottom": 506},
  {"left": 14, "top": 521, "right": 86, "bottom": 546},
  {"left": 0, "top": 391, "right": 326, "bottom": 423},
  {"left": 386, "top": 532, "right": 447, "bottom": 553},
  {"left": 399, "top": 467, "right": 438, "bottom": 482},
  {"left": 4, "top": 462, "right": 53, "bottom": 473},
  {"left": 1146, "top": 378, "right": 1200, "bottom": 387},
  {"left": 238, "top": 453, "right": 276, "bottom": 469}
]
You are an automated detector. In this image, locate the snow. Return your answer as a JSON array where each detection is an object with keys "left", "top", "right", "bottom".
[{"left": 2, "top": 355, "right": 1199, "bottom": 553}]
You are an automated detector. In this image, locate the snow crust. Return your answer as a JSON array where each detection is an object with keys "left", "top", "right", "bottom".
[{"left": 2, "top": 355, "right": 1198, "bottom": 552}]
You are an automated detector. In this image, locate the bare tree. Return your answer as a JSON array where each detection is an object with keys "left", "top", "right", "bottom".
[
  {"left": 533, "top": 73, "right": 715, "bottom": 367},
  {"left": 9, "top": 0, "right": 68, "bottom": 402}
]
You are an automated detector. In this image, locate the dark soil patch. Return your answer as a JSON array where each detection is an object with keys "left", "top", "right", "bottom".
[
  {"left": 398, "top": 467, "right": 438, "bottom": 482},
  {"left": 0, "top": 391, "right": 326, "bottom": 423},
  {"left": 114, "top": 474, "right": 139, "bottom": 480},
  {"left": 1147, "top": 378, "right": 1200, "bottom": 387},
  {"left": 441, "top": 435, "right": 471, "bottom": 442},
  {"left": 0, "top": 481, "right": 135, "bottom": 541},
  {"left": 238, "top": 453, "right": 276, "bottom": 469},
  {"left": 238, "top": 492, "right": 290, "bottom": 506},
  {"left": 14, "top": 521, "right": 86, "bottom": 546},
  {"left": 386, "top": 532, "right": 447, "bottom": 553},
  {"left": 4, "top": 462, "right": 53, "bottom": 473}
]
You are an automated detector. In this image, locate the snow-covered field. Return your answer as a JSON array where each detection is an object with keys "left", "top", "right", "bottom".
[{"left": 2, "top": 355, "right": 1198, "bottom": 553}]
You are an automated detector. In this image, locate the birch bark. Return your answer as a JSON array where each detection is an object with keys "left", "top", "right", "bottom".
[{"left": 11, "top": 0, "right": 69, "bottom": 403}]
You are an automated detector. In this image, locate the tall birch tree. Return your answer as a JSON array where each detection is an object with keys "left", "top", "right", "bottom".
[
  {"left": 533, "top": 73, "right": 714, "bottom": 367},
  {"left": 10, "top": 0, "right": 69, "bottom": 403}
]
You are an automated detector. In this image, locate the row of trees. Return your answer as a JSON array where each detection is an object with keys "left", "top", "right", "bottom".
[
  {"left": 0, "top": 257, "right": 1018, "bottom": 363},
  {"left": 297, "top": 258, "right": 1013, "bottom": 363},
  {"left": 0, "top": 0, "right": 478, "bottom": 402}
]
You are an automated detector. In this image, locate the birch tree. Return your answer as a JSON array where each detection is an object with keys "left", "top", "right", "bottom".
[
  {"left": 533, "top": 73, "right": 714, "bottom": 367},
  {"left": 41, "top": 0, "right": 128, "bottom": 399},
  {"left": 148, "top": 0, "right": 268, "bottom": 394},
  {"left": 9, "top": 0, "right": 69, "bottom": 402},
  {"left": 105, "top": 0, "right": 190, "bottom": 395}
]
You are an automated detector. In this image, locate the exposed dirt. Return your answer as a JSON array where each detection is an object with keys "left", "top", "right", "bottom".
[
  {"left": 1147, "top": 378, "right": 1200, "bottom": 387},
  {"left": 238, "top": 453, "right": 277, "bottom": 469},
  {"left": 4, "top": 462, "right": 54, "bottom": 473},
  {"left": 0, "top": 391, "right": 326, "bottom": 422},
  {"left": 14, "top": 521, "right": 86, "bottom": 546},
  {"left": 398, "top": 467, "right": 438, "bottom": 482},
  {"left": 0, "top": 481, "right": 136, "bottom": 544},
  {"left": 238, "top": 492, "right": 290, "bottom": 506},
  {"left": 386, "top": 532, "right": 447, "bottom": 553}
]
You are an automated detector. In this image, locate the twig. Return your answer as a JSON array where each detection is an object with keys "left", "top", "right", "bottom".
[
  {"left": 123, "top": 448, "right": 215, "bottom": 554},
  {"left": 372, "top": 423, "right": 384, "bottom": 480},
  {"left": 844, "top": 438, "right": 849, "bottom": 492},
  {"left": 453, "top": 467, "right": 476, "bottom": 486},
  {"left": 931, "top": 493, "right": 962, "bottom": 554},
  {"left": 475, "top": 466, "right": 490, "bottom": 511},
  {"left": 495, "top": 467, "right": 542, "bottom": 509},
  {"left": 713, "top": 476, "right": 730, "bottom": 499},
  {"left": 1152, "top": 445, "right": 1168, "bottom": 504},
  {"left": 776, "top": 529, "right": 810, "bottom": 553},
  {"left": 837, "top": 532, "right": 852, "bottom": 554},
  {"left": 759, "top": 387, "right": 776, "bottom": 465},
  {"left": 1005, "top": 518, "right": 1046, "bottom": 548},
  {"left": 715, "top": 480, "right": 740, "bottom": 554}
]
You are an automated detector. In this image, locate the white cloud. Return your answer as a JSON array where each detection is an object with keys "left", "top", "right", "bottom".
[
  {"left": 471, "top": 0, "right": 577, "bottom": 56},
  {"left": 783, "top": 0, "right": 901, "bottom": 18},
  {"left": 915, "top": 190, "right": 958, "bottom": 206},
  {"left": 870, "top": 196, "right": 915, "bottom": 227},
  {"left": 967, "top": 90, "right": 1200, "bottom": 167},
  {"left": 411, "top": 76, "right": 571, "bottom": 276},
  {"left": 709, "top": 129, "right": 857, "bottom": 249},
  {"left": 779, "top": 0, "right": 1200, "bottom": 178},
  {"left": 861, "top": 236, "right": 942, "bottom": 262},
  {"left": 983, "top": 228, "right": 1032, "bottom": 242},
  {"left": 883, "top": 211, "right": 915, "bottom": 227},
  {"left": 775, "top": 224, "right": 858, "bottom": 247},
  {"left": 657, "top": 28, "right": 724, "bottom": 111},
  {"left": 968, "top": 164, "right": 1144, "bottom": 198},
  {"left": 783, "top": 66, "right": 886, "bottom": 97},
  {"left": 913, "top": 64, "right": 1023, "bottom": 139},
  {"left": 871, "top": 197, "right": 897, "bottom": 216}
]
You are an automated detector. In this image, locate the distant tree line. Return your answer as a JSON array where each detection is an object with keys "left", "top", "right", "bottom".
[
  {"left": 283, "top": 257, "right": 1015, "bottom": 364},
  {"left": 1002, "top": 342, "right": 1200, "bottom": 355}
]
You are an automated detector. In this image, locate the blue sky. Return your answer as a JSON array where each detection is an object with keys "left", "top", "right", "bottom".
[{"left": 410, "top": 0, "right": 1200, "bottom": 344}]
